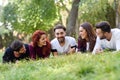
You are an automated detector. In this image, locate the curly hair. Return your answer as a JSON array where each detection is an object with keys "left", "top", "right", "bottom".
[
  {"left": 30, "top": 30, "right": 51, "bottom": 58},
  {"left": 32, "top": 30, "right": 46, "bottom": 47}
]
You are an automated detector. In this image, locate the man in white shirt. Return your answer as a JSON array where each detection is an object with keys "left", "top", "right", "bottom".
[
  {"left": 51, "top": 25, "right": 77, "bottom": 56},
  {"left": 93, "top": 21, "right": 120, "bottom": 54}
]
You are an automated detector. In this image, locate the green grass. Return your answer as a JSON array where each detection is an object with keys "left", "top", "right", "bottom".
[
  {"left": 0, "top": 52, "right": 120, "bottom": 80},
  {"left": 0, "top": 52, "right": 3, "bottom": 63}
]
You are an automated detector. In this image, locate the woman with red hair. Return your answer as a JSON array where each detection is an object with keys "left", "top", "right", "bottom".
[{"left": 29, "top": 30, "right": 51, "bottom": 59}]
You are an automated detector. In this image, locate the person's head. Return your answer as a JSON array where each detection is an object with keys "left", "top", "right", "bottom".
[
  {"left": 10, "top": 40, "right": 26, "bottom": 54},
  {"left": 32, "top": 30, "right": 47, "bottom": 47},
  {"left": 95, "top": 21, "right": 111, "bottom": 40},
  {"left": 78, "top": 22, "right": 96, "bottom": 52},
  {"left": 54, "top": 24, "right": 66, "bottom": 43},
  {"left": 79, "top": 22, "right": 96, "bottom": 41}
]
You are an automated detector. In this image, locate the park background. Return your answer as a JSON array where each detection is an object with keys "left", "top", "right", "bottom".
[{"left": 0, "top": 0, "right": 120, "bottom": 80}]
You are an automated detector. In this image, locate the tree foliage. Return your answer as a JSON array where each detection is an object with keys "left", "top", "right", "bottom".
[
  {"left": 1, "top": 0, "right": 119, "bottom": 35},
  {"left": 3, "top": 0, "right": 58, "bottom": 34},
  {"left": 3, "top": 2, "right": 18, "bottom": 28},
  {"left": 79, "top": 0, "right": 115, "bottom": 27}
]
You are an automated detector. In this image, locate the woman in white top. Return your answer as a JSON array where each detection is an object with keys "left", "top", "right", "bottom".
[{"left": 78, "top": 22, "right": 96, "bottom": 53}]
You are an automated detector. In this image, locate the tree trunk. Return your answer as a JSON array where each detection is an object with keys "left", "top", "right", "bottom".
[
  {"left": 115, "top": 0, "right": 120, "bottom": 28},
  {"left": 66, "top": 0, "right": 80, "bottom": 36},
  {"left": 0, "top": 36, "right": 3, "bottom": 49}
]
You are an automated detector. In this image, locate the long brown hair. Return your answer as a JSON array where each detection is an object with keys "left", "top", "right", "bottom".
[
  {"left": 31, "top": 30, "right": 51, "bottom": 56},
  {"left": 78, "top": 22, "right": 96, "bottom": 52}
]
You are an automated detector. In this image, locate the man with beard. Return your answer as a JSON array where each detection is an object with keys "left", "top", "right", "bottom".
[
  {"left": 2, "top": 40, "right": 30, "bottom": 63},
  {"left": 51, "top": 25, "right": 77, "bottom": 56},
  {"left": 93, "top": 21, "right": 120, "bottom": 54}
]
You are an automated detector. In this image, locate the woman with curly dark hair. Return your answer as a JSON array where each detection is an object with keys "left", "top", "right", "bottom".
[
  {"left": 29, "top": 30, "right": 51, "bottom": 59},
  {"left": 78, "top": 22, "right": 96, "bottom": 53}
]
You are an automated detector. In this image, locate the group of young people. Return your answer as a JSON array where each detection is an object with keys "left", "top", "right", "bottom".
[{"left": 2, "top": 21, "right": 120, "bottom": 63}]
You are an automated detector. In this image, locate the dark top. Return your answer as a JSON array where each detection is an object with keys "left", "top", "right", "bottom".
[
  {"left": 78, "top": 39, "right": 86, "bottom": 52},
  {"left": 29, "top": 44, "right": 51, "bottom": 59},
  {"left": 78, "top": 37, "right": 96, "bottom": 53},
  {"left": 2, "top": 44, "right": 30, "bottom": 63}
]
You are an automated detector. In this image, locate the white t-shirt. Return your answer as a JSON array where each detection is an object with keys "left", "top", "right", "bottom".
[
  {"left": 86, "top": 42, "right": 90, "bottom": 51},
  {"left": 51, "top": 36, "right": 77, "bottom": 55},
  {"left": 93, "top": 28, "right": 120, "bottom": 54}
]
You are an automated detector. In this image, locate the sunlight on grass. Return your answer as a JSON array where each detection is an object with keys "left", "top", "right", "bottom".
[{"left": 0, "top": 52, "right": 120, "bottom": 80}]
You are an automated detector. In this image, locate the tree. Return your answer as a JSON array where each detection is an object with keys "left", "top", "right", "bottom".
[
  {"left": 1, "top": 0, "right": 58, "bottom": 48},
  {"left": 114, "top": 0, "right": 120, "bottom": 28},
  {"left": 66, "top": 0, "right": 80, "bottom": 36},
  {"left": 2, "top": 0, "right": 58, "bottom": 34},
  {"left": 2, "top": 2, "right": 18, "bottom": 30}
]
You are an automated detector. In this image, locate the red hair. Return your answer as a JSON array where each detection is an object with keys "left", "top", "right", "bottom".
[
  {"left": 31, "top": 30, "right": 51, "bottom": 58},
  {"left": 32, "top": 30, "right": 46, "bottom": 47},
  {"left": 42, "top": 41, "right": 51, "bottom": 58}
]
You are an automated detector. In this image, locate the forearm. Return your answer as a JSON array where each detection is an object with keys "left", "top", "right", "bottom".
[
  {"left": 52, "top": 52, "right": 58, "bottom": 56},
  {"left": 68, "top": 48, "right": 76, "bottom": 54}
]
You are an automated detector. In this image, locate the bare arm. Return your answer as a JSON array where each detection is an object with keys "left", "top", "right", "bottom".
[
  {"left": 68, "top": 47, "right": 76, "bottom": 54},
  {"left": 92, "top": 37, "right": 103, "bottom": 54},
  {"left": 52, "top": 52, "right": 58, "bottom": 56}
]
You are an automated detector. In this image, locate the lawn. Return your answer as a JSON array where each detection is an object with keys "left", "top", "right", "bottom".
[
  {"left": 0, "top": 52, "right": 120, "bottom": 80},
  {"left": 0, "top": 51, "right": 3, "bottom": 63}
]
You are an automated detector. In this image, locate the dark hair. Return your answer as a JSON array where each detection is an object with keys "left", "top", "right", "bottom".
[
  {"left": 10, "top": 40, "right": 23, "bottom": 51},
  {"left": 95, "top": 21, "right": 111, "bottom": 33},
  {"left": 78, "top": 22, "right": 96, "bottom": 52},
  {"left": 32, "top": 30, "right": 46, "bottom": 47},
  {"left": 54, "top": 24, "right": 66, "bottom": 32}
]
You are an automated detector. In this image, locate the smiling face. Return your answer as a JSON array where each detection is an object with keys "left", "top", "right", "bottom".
[
  {"left": 55, "top": 29, "right": 66, "bottom": 43},
  {"left": 18, "top": 45, "right": 26, "bottom": 54},
  {"left": 14, "top": 45, "right": 26, "bottom": 56},
  {"left": 96, "top": 28, "right": 106, "bottom": 40},
  {"left": 37, "top": 34, "right": 47, "bottom": 47},
  {"left": 14, "top": 45, "right": 26, "bottom": 57},
  {"left": 79, "top": 26, "right": 88, "bottom": 39}
]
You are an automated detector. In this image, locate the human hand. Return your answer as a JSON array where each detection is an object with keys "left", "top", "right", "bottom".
[
  {"left": 68, "top": 47, "right": 76, "bottom": 54},
  {"left": 95, "top": 48, "right": 103, "bottom": 54}
]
